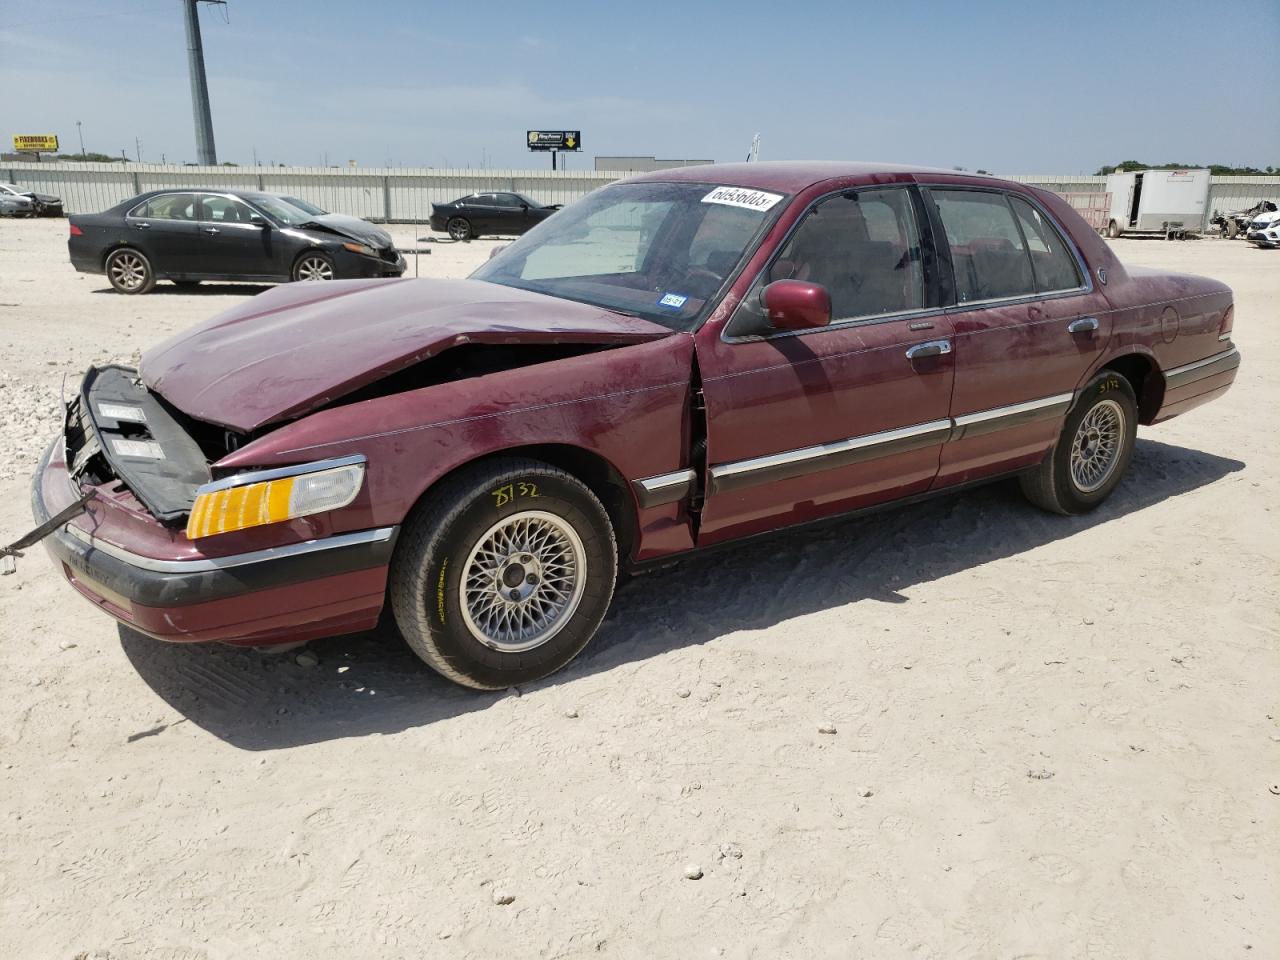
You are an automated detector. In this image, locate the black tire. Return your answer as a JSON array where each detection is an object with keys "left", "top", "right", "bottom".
[
  {"left": 1020, "top": 371, "right": 1138, "bottom": 515},
  {"left": 390, "top": 458, "right": 617, "bottom": 690},
  {"left": 292, "top": 251, "right": 335, "bottom": 282},
  {"left": 1106, "top": 220, "right": 1122, "bottom": 239},
  {"left": 447, "top": 217, "right": 473, "bottom": 241},
  {"left": 1225, "top": 220, "right": 1239, "bottom": 239},
  {"left": 105, "top": 247, "right": 156, "bottom": 295}
]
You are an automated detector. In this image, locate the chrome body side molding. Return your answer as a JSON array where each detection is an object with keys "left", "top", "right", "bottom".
[
  {"left": 708, "top": 420, "right": 952, "bottom": 496},
  {"left": 1164, "top": 347, "right": 1240, "bottom": 390},
  {"left": 632, "top": 469, "right": 697, "bottom": 510},
  {"left": 949, "top": 393, "right": 1073, "bottom": 441}
]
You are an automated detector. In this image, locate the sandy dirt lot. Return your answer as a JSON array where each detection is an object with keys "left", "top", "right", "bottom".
[{"left": 0, "top": 219, "right": 1276, "bottom": 959}]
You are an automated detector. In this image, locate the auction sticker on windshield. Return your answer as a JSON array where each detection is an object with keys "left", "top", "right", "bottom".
[{"left": 701, "top": 186, "right": 784, "bottom": 211}]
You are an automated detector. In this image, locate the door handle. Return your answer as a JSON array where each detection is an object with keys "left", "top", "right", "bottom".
[
  {"left": 906, "top": 340, "right": 952, "bottom": 360},
  {"left": 203, "top": 227, "right": 220, "bottom": 235},
  {"left": 133, "top": 222, "right": 150, "bottom": 229},
  {"left": 1068, "top": 317, "right": 1099, "bottom": 334}
]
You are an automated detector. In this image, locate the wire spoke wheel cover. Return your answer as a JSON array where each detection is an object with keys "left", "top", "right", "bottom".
[
  {"left": 459, "top": 510, "right": 587, "bottom": 653},
  {"left": 109, "top": 252, "right": 146, "bottom": 290},
  {"left": 1070, "top": 399, "right": 1124, "bottom": 493},
  {"left": 296, "top": 255, "right": 333, "bottom": 281}
]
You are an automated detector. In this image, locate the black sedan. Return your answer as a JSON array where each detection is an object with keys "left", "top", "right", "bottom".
[
  {"left": 1, "top": 182, "right": 63, "bottom": 217},
  {"left": 68, "top": 190, "right": 405, "bottom": 294},
  {"left": 429, "top": 192, "right": 560, "bottom": 240}
]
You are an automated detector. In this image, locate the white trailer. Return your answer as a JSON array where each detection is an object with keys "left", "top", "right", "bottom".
[{"left": 1104, "top": 169, "right": 1210, "bottom": 238}]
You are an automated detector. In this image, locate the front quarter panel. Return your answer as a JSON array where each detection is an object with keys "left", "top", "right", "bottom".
[{"left": 216, "top": 334, "right": 698, "bottom": 560}]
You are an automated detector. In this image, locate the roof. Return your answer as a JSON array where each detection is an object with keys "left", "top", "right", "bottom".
[{"left": 621, "top": 160, "right": 1003, "bottom": 193}]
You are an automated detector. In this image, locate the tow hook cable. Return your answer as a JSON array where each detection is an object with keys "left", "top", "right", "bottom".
[{"left": 1, "top": 492, "right": 97, "bottom": 575}]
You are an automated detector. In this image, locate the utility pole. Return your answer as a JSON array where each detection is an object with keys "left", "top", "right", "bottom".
[
  {"left": 135, "top": 137, "right": 143, "bottom": 162},
  {"left": 184, "top": 0, "right": 225, "bottom": 165},
  {"left": 76, "top": 121, "right": 85, "bottom": 158}
]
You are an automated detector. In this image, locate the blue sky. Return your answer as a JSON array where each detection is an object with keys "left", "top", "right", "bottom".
[{"left": 3, "top": 0, "right": 1278, "bottom": 172}]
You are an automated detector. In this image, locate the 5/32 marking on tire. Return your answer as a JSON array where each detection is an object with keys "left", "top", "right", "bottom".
[
  {"left": 491, "top": 482, "right": 540, "bottom": 508},
  {"left": 1098, "top": 377, "right": 1122, "bottom": 394}
]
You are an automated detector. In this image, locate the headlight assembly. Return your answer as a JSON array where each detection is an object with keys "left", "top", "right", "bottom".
[{"left": 186, "top": 455, "right": 365, "bottom": 539}]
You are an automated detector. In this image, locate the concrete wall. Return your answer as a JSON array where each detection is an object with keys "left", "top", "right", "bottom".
[{"left": 5, "top": 162, "right": 1276, "bottom": 229}]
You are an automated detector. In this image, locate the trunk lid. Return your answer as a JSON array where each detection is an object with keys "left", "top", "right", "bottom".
[{"left": 141, "top": 277, "right": 673, "bottom": 432}]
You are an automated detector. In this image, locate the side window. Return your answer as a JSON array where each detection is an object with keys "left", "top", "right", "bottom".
[
  {"left": 200, "top": 195, "right": 255, "bottom": 224},
  {"left": 490, "top": 193, "right": 520, "bottom": 208},
  {"left": 134, "top": 194, "right": 196, "bottom": 221},
  {"left": 754, "top": 187, "right": 925, "bottom": 325},
  {"left": 932, "top": 190, "right": 1035, "bottom": 303},
  {"left": 1009, "top": 197, "right": 1083, "bottom": 292}
]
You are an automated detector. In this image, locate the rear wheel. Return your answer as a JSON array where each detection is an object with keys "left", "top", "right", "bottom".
[
  {"left": 1019, "top": 371, "right": 1138, "bottom": 515},
  {"left": 390, "top": 458, "right": 617, "bottom": 690},
  {"left": 1225, "top": 220, "right": 1239, "bottom": 239},
  {"left": 292, "top": 252, "right": 335, "bottom": 282},
  {"left": 447, "top": 217, "right": 473, "bottom": 241},
  {"left": 1106, "top": 220, "right": 1122, "bottom": 239},
  {"left": 105, "top": 247, "right": 155, "bottom": 295}
]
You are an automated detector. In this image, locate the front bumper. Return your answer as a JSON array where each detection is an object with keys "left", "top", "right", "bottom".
[
  {"left": 342, "top": 248, "right": 406, "bottom": 279},
  {"left": 32, "top": 442, "right": 397, "bottom": 645},
  {"left": 1246, "top": 231, "right": 1278, "bottom": 246}
]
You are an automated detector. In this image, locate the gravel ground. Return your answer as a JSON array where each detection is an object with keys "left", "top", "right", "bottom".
[{"left": 0, "top": 219, "right": 1276, "bottom": 959}]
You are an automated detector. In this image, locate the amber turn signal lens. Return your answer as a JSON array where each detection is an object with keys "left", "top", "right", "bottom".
[{"left": 186, "top": 462, "right": 364, "bottom": 539}]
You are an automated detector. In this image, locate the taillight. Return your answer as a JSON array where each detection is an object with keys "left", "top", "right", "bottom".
[
  {"left": 1219, "top": 304, "right": 1233, "bottom": 342},
  {"left": 68, "top": 223, "right": 84, "bottom": 236}
]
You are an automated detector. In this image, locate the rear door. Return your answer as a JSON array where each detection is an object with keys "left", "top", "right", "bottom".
[
  {"left": 123, "top": 193, "right": 202, "bottom": 275},
  {"left": 195, "top": 194, "right": 274, "bottom": 278},
  {"left": 695, "top": 185, "right": 956, "bottom": 544},
  {"left": 925, "top": 187, "right": 1112, "bottom": 486}
]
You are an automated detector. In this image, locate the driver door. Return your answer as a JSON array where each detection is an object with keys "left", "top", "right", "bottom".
[{"left": 695, "top": 185, "right": 956, "bottom": 544}]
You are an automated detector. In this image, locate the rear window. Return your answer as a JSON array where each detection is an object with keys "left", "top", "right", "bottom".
[
  {"left": 1009, "top": 197, "right": 1083, "bottom": 292},
  {"left": 932, "top": 190, "right": 1035, "bottom": 303}
]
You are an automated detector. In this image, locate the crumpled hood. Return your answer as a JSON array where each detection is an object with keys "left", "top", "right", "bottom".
[
  {"left": 140, "top": 277, "right": 673, "bottom": 433},
  {"left": 302, "top": 213, "right": 393, "bottom": 248}
]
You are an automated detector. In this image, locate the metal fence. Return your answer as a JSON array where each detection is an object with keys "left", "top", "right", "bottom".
[{"left": 4, "top": 162, "right": 1277, "bottom": 230}]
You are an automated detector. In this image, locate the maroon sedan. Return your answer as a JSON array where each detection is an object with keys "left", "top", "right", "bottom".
[{"left": 31, "top": 162, "right": 1239, "bottom": 690}]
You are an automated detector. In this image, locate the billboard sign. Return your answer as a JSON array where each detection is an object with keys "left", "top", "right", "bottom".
[
  {"left": 12, "top": 134, "right": 59, "bottom": 152},
  {"left": 527, "top": 130, "right": 581, "bottom": 152}
]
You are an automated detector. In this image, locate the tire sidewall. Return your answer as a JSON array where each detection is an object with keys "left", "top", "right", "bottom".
[
  {"left": 405, "top": 469, "right": 615, "bottom": 689},
  {"left": 447, "top": 218, "right": 472, "bottom": 241},
  {"left": 1051, "top": 373, "right": 1138, "bottom": 512},
  {"left": 106, "top": 247, "right": 153, "bottom": 294}
]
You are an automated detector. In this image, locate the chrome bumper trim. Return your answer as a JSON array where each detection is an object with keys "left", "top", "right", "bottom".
[
  {"left": 59, "top": 524, "right": 397, "bottom": 574},
  {"left": 1165, "top": 347, "right": 1240, "bottom": 390}
]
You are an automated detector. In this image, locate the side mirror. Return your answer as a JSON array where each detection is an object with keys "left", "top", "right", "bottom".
[
  {"left": 249, "top": 213, "right": 267, "bottom": 228},
  {"left": 762, "top": 280, "right": 831, "bottom": 330}
]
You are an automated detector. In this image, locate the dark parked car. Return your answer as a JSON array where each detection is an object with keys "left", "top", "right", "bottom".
[
  {"left": 0, "top": 182, "right": 62, "bottom": 217},
  {"left": 30, "top": 162, "right": 1239, "bottom": 690},
  {"left": 429, "top": 191, "right": 560, "bottom": 240},
  {"left": 68, "top": 190, "right": 405, "bottom": 293}
]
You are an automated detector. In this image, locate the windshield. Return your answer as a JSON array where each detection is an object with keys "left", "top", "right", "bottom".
[
  {"left": 252, "top": 195, "right": 322, "bottom": 225},
  {"left": 282, "top": 195, "right": 328, "bottom": 216},
  {"left": 470, "top": 181, "right": 787, "bottom": 330}
]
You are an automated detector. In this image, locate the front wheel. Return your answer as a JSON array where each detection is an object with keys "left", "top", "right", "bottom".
[
  {"left": 1225, "top": 220, "right": 1239, "bottom": 239},
  {"left": 1019, "top": 371, "right": 1138, "bottom": 515},
  {"left": 105, "top": 247, "right": 155, "bottom": 294},
  {"left": 292, "top": 252, "right": 335, "bottom": 282},
  {"left": 390, "top": 459, "right": 617, "bottom": 690}
]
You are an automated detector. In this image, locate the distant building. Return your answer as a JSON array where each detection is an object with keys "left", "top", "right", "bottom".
[{"left": 594, "top": 156, "right": 714, "bottom": 172}]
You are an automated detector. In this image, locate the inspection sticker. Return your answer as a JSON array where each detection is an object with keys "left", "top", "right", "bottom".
[
  {"left": 701, "top": 186, "right": 784, "bottom": 211},
  {"left": 657, "top": 292, "right": 688, "bottom": 309}
]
